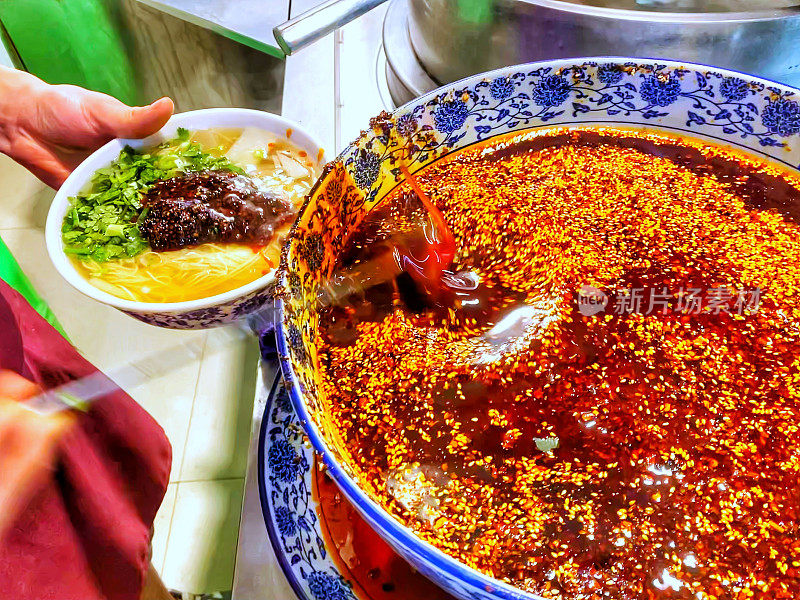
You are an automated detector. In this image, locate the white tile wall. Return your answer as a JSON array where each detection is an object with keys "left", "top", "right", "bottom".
[{"left": 0, "top": 43, "right": 11, "bottom": 68}]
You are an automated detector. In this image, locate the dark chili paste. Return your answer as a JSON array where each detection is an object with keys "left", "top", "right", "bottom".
[{"left": 139, "top": 170, "right": 293, "bottom": 251}]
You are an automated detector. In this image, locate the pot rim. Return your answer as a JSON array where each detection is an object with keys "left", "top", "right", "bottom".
[{"left": 490, "top": 0, "right": 799, "bottom": 22}]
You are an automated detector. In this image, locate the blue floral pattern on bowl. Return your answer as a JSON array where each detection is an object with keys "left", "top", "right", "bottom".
[
  {"left": 335, "top": 60, "right": 800, "bottom": 211},
  {"left": 124, "top": 281, "right": 277, "bottom": 329},
  {"left": 277, "top": 58, "right": 800, "bottom": 600},
  {"left": 259, "top": 378, "right": 356, "bottom": 600}
]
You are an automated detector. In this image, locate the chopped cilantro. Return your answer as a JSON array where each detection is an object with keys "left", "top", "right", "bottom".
[{"left": 62, "top": 132, "right": 244, "bottom": 262}]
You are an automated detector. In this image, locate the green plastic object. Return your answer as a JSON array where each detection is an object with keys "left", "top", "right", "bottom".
[
  {"left": 0, "top": 0, "right": 140, "bottom": 105},
  {"left": 0, "top": 235, "right": 68, "bottom": 338},
  {"left": 457, "top": 0, "right": 493, "bottom": 24}
]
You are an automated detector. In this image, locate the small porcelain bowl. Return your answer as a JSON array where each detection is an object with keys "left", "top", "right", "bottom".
[
  {"left": 277, "top": 58, "right": 800, "bottom": 600},
  {"left": 45, "top": 108, "right": 326, "bottom": 329}
]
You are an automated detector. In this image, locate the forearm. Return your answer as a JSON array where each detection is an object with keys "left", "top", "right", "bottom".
[{"left": 0, "top": 371, "right": 73, "bottom": 540}]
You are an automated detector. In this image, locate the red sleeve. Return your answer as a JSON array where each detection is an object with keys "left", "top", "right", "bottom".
[{"left": 0, "top": 281, "right": 172, "bottom": 600}]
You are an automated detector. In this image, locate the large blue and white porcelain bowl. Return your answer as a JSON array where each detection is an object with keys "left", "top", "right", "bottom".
[{"left": 277, "top": 58, "right": 800, "bottom": 600}]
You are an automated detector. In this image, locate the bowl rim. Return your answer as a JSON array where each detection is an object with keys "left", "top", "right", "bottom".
[
  {"left": 277, "top": 56, "right": 800, "bottom": 600},
  {"left": 45, "top": 107, "right": 326, "bottom": 314}
]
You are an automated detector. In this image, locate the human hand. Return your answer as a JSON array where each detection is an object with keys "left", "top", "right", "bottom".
[
  {"left": 0, "top": 67, "right": 174, "bottom": 188},
  {"left": 0, "top": 370, "right": 73, "bottom": 539}
]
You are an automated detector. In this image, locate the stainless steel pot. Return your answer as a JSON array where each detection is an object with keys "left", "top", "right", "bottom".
[
  {"left": 275, "top": 0, "right": 800, "bottom": 90},
  {"left": 409, "top": 0, "right": 800, "bottom": 87}
]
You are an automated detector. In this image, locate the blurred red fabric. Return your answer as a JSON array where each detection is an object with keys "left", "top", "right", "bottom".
[{"left": 0, "top": 281, "right": 172, "bottom": 600}]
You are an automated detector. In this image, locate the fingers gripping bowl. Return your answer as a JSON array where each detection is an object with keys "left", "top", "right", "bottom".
[
  {"left": 277, "top": 59, "right": 800, "bottom": 600},
  {"left": 46, "top": 109, "right": 325, "bottom": 329}
]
